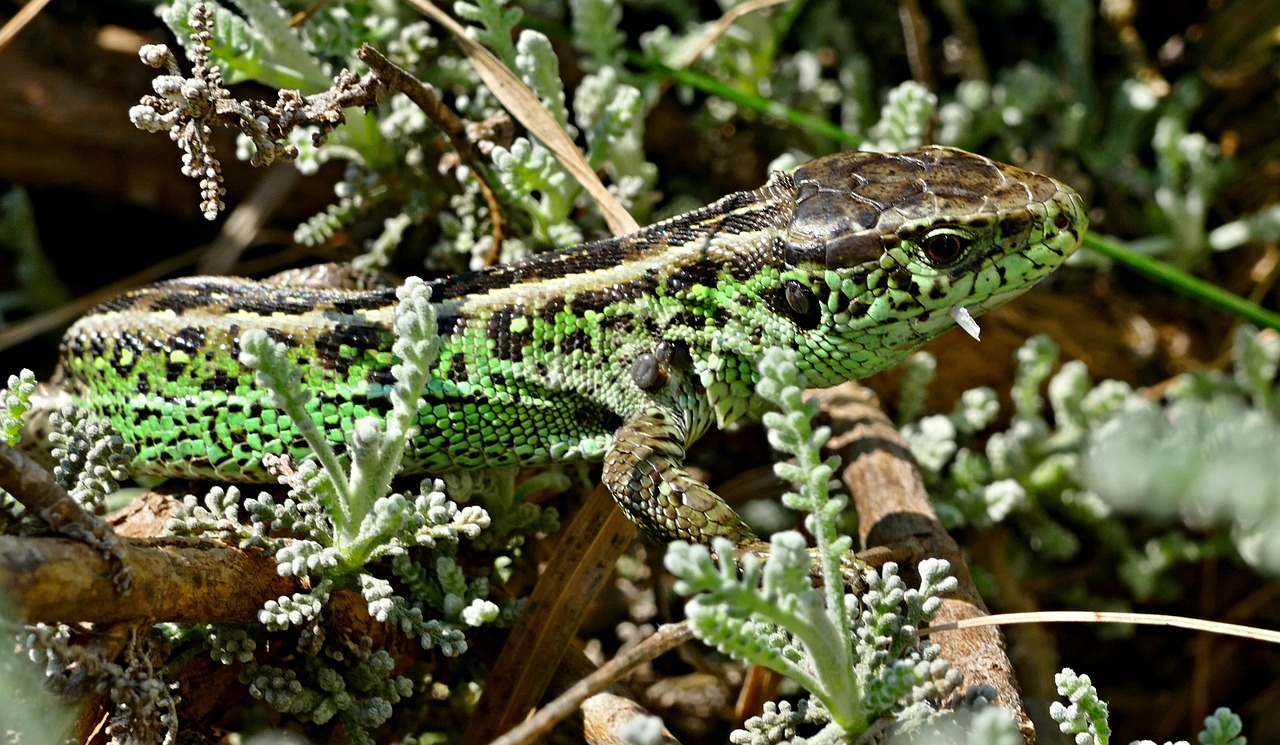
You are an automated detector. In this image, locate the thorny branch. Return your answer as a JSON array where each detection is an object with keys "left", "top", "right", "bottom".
[
  {"left": 129, "top": 4, "right": 382, "bottom": 219},
  {"left": 129, "top": 3, "right": 506, "bottom": 225}
]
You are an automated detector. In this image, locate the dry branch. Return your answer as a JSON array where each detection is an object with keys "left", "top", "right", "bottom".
[
  {"left": 0, "top": 533, "right": 299, "bottom": 624},
  {"left": 811, "top": 382, "right": 1035, "bottom": 744}
]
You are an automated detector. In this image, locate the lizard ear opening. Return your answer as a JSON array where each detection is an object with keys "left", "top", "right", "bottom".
[{"left": 783, "top": 280, "right": 822, "bottom": 330}]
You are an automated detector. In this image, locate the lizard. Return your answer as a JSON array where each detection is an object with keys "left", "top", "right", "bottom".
[{"left": 51, "top": 146, "right": 1087, "bottom": 554}]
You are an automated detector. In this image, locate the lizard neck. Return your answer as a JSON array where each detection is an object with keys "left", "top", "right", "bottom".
[{"left": 422, "top": 173, "right": 802, "bottom": 434}]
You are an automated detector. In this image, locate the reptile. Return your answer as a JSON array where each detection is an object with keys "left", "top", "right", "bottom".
[{"left": 52, "top": 146, "right": 1086, "bottom": 552}]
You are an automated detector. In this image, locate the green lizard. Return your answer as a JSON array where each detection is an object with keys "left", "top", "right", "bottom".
[{"left": 53, "top": 146, "right": 1086, "bottom": 551}]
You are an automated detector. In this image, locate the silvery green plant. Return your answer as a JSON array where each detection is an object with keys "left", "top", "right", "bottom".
[
  {"left": 0, "top": 372, "right": 163, "bottom": 742},
  {"left": 23, "top": 623, "right": 178, "bottom": 745},
  {"left": 1081, "top": 327, "right": 1280, "bottom": 575},
  {"left": 223, "top": 633, "right": 412, "bottom": 745},
  {"left": 764, "top": 79, "right": 936, "bottom": 179},
  {"left": 638, "top": 0, "right": 836, "bottom": 130},
  {"left": 174, "top": 279, "right": 507, "bottom": 646},
  {"left": 862, "top": 81, "right": 936, "bottom": 153},
  {"left": 901, "top": 327, "right": 1280, "bottom": 599},
  {"left": 449, "top": 0, "right": 664, "bottom": 246},
  {"left": 472, "top": 0, "right": 657, "bottom": 256},
  {"left": 899, "top": 334, "right": 1148, "bottom": 590},
  {"left": 146, "top": 0, "right": 660, "bottom": 272},
  {"left": 163, "top": 279, "right": 556, "bottom": 737},
  {"left": 0, "top": 369, "right": 34, "bottom": 448},
  {"left": 666, "top": 348, "right": 964, "bottom": 742},
  {"left": 47, "top": 406, "right": 135, "bottom": 514},
  {"left": 1051, "top": 669, "right": 1245, "bottom": 745},
  {"left": 0, "top": 370, "right": 135, "bottom": 526}
]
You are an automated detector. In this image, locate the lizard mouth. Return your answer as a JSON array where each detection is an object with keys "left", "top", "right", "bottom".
[{"left": 941, "top": 185, "right": 1088, "bottom": 344}]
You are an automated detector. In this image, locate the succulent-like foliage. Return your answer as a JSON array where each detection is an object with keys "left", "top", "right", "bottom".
[{"left": 668, "top": 349, "right": 963, "bottom": 741}]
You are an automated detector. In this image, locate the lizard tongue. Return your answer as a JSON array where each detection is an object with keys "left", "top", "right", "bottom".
[{"left": 950, "top": 305, "right": 982, "bottom": 341}]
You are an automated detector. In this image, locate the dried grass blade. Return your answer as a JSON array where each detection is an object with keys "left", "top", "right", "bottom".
[{"left": 402, "top": 0, "right": 639, "bottom": 235}]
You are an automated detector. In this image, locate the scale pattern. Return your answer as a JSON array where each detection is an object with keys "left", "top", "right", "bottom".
[{"left": 55, "top": 147, "right": 1087, "bottom": 546}]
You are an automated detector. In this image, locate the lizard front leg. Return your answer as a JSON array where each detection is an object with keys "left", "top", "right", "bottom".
[
  {"left": 603, "top": 406, "right": 868, "bottom": 587},
  {"left": 602, "top": 406, "right": 759, "bottom": 548}
]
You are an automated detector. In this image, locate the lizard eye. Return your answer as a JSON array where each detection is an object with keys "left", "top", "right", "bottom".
[{"left": 921, "top": 232, "right": 968, "bottom": 266}]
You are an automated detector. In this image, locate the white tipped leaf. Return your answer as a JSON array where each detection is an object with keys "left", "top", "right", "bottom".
[{"left": 950, "top": 305, "right": 982, "bottom": 341}]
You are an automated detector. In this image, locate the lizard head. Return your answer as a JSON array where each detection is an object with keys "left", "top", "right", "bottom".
[{"left": 775, "top": 145, "right": 1087, "bottom": 385}]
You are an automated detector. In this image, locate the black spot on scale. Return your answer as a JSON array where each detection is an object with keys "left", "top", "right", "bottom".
[
  {"left": 560, "top": 327, "right": 594, "bottom": 357},
  {"left": 537, "top": 298, "right": 567, "bottom": 354},
  {"left": 185, "top": 457, "right": 216, "bottom": 474},
  {"left": 88, "top": 332, "right": 107, "bottom": 357},
  {"left": 436, "top": 314, "right": 466, "bottom": 339},
  {"left": 360, "top": 359, "right": 397, "bottom": 388},
  {"left": 846, "top": 297, "right": 871, "bottom": 317},
  {"left": 888, "top": 267, "right": 915, "bottom": 293},
  {"left": 165, "top": 359, "right": 185, "bottom": 382},
  {"left": 198, "top": 370, "right": 237, "bottom": 393},
  {"left": 664, "top": 261, "right": 721, "bottom": 296},
  {"left": 583, "top": 405, "right": 624, "bottom": 434},
  {"left": 161, "top": 326, "right": 210, "bottom": 382},
  {"left": 228, "top": 324, "right": 243, "bottom": 360},
  {"left": 570, "top": 273, "right": 657, "bottom": 317},
  {"left": 665, "top": 310, "right": 702, "bottom": 337},
  {"left": 446, "top": 352, "right": 468, "bottom": 381},
  {"left": 314, "top": 324, "right": 391, "bottom": 376},
  {"left": 485, "top": 306, "right": 530, "bottom": 363},
  {"left": 172, "top": 326, "right": 208, "bottom": 354},
  {"left": 263, "top": 328, "right": 296, "bottom": 348},
  {"left": 226, "top": 423, "right": 248, "bottom": 444},
  {"left": 317, "top": 389, "right": 395, "bottom": 417},
  {"left": 1000, "top": 211, "right": 1033, "bottom": 237}
]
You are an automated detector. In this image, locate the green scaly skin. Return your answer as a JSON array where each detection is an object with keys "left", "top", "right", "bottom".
[{"left": 54, "top": 147, "right": 1087, "bottom": 550}]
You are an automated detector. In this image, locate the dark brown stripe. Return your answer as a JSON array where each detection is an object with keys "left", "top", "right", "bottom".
[
  {"left": 431, "top": 188, "right": 774, "bottom": 300},
  {"left": 331, "top": 288, "right": 397, "bottom": 314}
]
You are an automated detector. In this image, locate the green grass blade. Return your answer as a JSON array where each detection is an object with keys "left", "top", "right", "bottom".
[
  {"left": 625, "top": 53, "right": 861, "bottom": 148},
  {"left": 1083, "top": 232, "right": 1280, "bottom": 332}
]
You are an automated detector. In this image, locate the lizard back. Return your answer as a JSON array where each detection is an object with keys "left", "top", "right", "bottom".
[
  {"left": 54, "top": 175, "right": 796, "bottom": 479},
  {"left": 55, "top": 147, "right": 1087, "bottom": 482}
]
